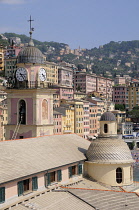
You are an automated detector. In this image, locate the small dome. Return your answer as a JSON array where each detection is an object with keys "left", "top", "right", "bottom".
[
  {"left": 17, "top": 46, "right": 44, "bottom": 64},
  {"left": 86, "top": 138, "right": 134, "bottom": 164},
  {"left": 100, "top": 112, "right": 116, "bottom": 121}
]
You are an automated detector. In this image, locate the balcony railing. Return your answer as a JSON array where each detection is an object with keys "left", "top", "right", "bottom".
[{"left": 6, "top": 80, "right": 55, "bottom": 89}]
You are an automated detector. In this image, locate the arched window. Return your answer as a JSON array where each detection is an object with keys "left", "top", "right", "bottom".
[
  {"left": 42, "top": 99, "right": 48, "bottom": 120},
  {"left": 116, "top": 167, "right": 122, "bottom": 183},
  {"left": 104, "top": 124, "right": 108, "bottom": 133},
  {"left": 19, "top": 100, "right": 26, "bottom": 124},
  {"left": 130, "top": 166, "right": 133, "bottom": 181}
]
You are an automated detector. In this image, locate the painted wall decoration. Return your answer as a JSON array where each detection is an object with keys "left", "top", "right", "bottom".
[{"left": 42, "top": 99, "right": 48, "bottom": 120}]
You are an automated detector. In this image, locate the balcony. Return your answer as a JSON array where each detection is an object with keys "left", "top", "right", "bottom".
[
  {"left": 63, "top": 130, "right": 72, "bottom": 133},
  {"left": 6, "top": 80, "right": 55, "bottom": 89}
]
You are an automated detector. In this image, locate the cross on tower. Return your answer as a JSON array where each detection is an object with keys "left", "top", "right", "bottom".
[{"left": 28, "top": 15, "right": 34, "bottom": 35}]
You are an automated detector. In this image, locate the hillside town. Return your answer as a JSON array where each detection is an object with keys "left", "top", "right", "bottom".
[
  {"left": 1, "top": 13, "right": 139, "bottom": 209},
  {"left": 0, "top": 34, "right": 139, "bottom": 144}
]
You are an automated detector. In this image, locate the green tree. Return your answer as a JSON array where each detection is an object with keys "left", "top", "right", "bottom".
[
  {"left": 128, "top": 106, "right": 139, "bottom": 122},
  {"left": 115, "top": 104, "right": 125, "bottom": 111}
]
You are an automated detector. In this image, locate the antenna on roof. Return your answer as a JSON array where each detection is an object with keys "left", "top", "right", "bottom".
[{"left": 27, "top": 15, "right": 34, "bottom": 46}]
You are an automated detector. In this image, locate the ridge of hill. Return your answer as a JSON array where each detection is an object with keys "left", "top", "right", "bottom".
[{"left": 1, "top": 33, "right": 139, "bottom": 78}]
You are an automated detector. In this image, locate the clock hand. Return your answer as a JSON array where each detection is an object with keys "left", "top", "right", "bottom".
[{"left": 20, "top": 73, "right": 25, "bottom": 80}]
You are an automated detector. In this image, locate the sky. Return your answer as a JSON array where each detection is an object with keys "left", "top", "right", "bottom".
[{"left": 0, "top": 0, "right": 139, "bottom": 49}]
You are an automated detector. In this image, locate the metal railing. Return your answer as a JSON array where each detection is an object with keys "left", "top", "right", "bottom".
[{"left": 6, "top": 80, "right": 55, "bottom": 89}]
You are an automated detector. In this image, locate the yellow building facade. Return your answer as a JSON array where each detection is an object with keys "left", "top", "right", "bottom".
[
  {"left": 126, "top": 82, "right": 139, "bottom": 110},
  {"left": 44, "top": 61, "right": 58, "bottom": 84},
  {"left": 0, "top": 45, "right": 4, "bottom": 71}
]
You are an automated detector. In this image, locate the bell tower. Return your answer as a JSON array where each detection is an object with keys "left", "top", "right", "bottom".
[{"left": 5, "top": 16, "right": 54, "bottom": 140}]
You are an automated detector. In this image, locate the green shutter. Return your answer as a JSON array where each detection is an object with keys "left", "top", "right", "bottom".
[
  {"left": 68, "top": 166, "right": 72, "bottom": 178},
  {"left": 18, "top": 181, "right": 23, "bottom": 196},
  {"left": 47, "top": 173, "right": 51, "bottom": 185},
  {"left": 44, "top": 174, "right": 47, "bottom": 187},
  {"left": 57, "top": 170, "right": 62, "bottom": 182},
  {"left": 0, "top": 187, "right": 5, "bottom": 203},
  {"left": 78, "top": 164, "right": 83, "bottom": 175},
  {"left": 32, "top": 177, "right": 38, "bottom": 191}
]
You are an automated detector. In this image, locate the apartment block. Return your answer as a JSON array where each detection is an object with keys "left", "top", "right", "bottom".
[
  {"left": 53, "top": 110, "right": 62, "bottom": 134},
  {"left": 89, "top": 102, "right": 98, "bottom": 137},
  {"left": 0, "top": 45, "right": 4, "bottom": 71},
  {"left": 126, "top": 82, "right": 139, "bottom": 110},
  {"left": 4, "top": 45, "right": 21, "bottom": 78},
  {"left": 53, "top": 87, "right": 73, "bottom": 108},
  {"left": 74, "top": 72, "right": 113, "bottom": 100},
  {"left": 54, "top": 104, "right": 74, "bottom": 134},
  {"left": 44, "top": 61, "right": 58, "bottom": 84},
  {"left": 58, "top": 66, "right": 73, "bottom": 87},
  {"left": 113, "top": 86, "right": 126, "bottom": 105},
  {"left": 82, "top": 100, "right": 90, "bottom": 139}
]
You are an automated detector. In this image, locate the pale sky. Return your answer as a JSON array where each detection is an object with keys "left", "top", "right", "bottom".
[{"left": 0, "top": 0, "right": 139, "bottom": 49}]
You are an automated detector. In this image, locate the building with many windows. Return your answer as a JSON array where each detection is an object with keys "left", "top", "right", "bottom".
[
  {"left": 74, "top": 72, "right": 113, "bottom": 100},
  {"left": 112, "top": 85, "right": 126, "bottom": 105},
  {"left": 126, "top": 82, "right": 139, "bottom": 110},
  {"left": 0, "top": 45, "right": 4, "bottom": 71},
  {"left": 0, "top": 134, "right": 89, "bottom": 208}
]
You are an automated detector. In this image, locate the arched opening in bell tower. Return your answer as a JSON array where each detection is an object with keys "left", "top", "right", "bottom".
[{"left": 19, "top": 100, "right": 26, "bottom": 124}]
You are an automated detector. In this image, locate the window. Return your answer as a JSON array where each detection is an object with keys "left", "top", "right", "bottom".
[
  {"left": 78, "top": 164, "right": 83, "bottom": 175},
  {"left": 19, "top": 136, "right": 24, "bottom": 139},
  {"left": 32, "top": 177, "right": 38, "bottom": 191},
  {"left": 57, "top": 170, "right": 62, "bottom": 182},
  {"left": 116, "top": 168, "right": 122, "bottom": 183},
  {"left": 0, "top": 187, "right": 5, "bottom": 203},
  {"left": 69, "top": 165, "right": 76, "bottom": 178},
  {"left": 19, "top": 100, "right": 26, "bottom": 124},
  {"left": 18, "top": 179, "right": 30, "bottom": 196},
  {"left": 104, "top": 124, "right": 108, "bottom": 133},
  {"left": 46, "top": 171, "right": 56, "bottom": 186}
]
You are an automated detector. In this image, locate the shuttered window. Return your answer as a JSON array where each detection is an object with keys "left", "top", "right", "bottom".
[
  {"left": 68, "top": 166, "right": 72, "bottom": 178},
  {"left": 18, "top": 181, "right": 23, "bottom": 196},
  {"left": 0, "top": 187, "right": 5, "bottom": 203},
  {"left": 57, "top": 170, "right": 62, "bottom": 182},
  {"left": 78, "top": 164, "right": 83, "bottom": 175},
  {"left": 32, "top": 177, "right": 38, "bottom": 191},
  {"left": 47, "top": 173, "right": 51, "bottom": 186}
]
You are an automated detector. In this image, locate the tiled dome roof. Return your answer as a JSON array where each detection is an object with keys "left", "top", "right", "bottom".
[
  {"left": 17, "top": 46, "right": 44, "bottom": 64},
  {"left": 100, "top": 112, "right": 116, "bottom": 121},
  {"left": 86, "top": 138, "right": 134, "bottom": 164}
]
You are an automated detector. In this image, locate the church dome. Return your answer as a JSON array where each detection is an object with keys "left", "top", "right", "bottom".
[
  {"left": 86, "top": 138, "right": 134, "bottom": 164},
  {"left": 100, "top": 111, "right": 116, "bottom": 121},
  {"left": 17, "top": 46, "right": 44, "bottom": 64}
]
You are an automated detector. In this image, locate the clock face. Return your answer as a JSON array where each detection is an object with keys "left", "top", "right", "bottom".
[
  {"left": 39, "top": 68, "right": 46, "bottom": 81},
  {"left": 16, "top": 68, "right": 27, "bottom": 81}
]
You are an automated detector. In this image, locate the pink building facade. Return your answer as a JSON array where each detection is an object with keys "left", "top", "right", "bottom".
[
  {"left": 112, "top": 86, "right": 126, "bottom": 105},
  {"left": 58, "top": 67, "right": 73, "bottom": 87},
  {"left": 83, "top": 101, "right": 90, "bottom": 139},
  {"left": 53, "top": 87, "right": 73, "bottom": 108},
  {"left": 74, "top": 72, "right": 113, "bottom": 100}
]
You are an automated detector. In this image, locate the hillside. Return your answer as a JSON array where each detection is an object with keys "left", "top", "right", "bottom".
[{"left": 1, "top": 33, "right": 139, "bottom": 78}]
